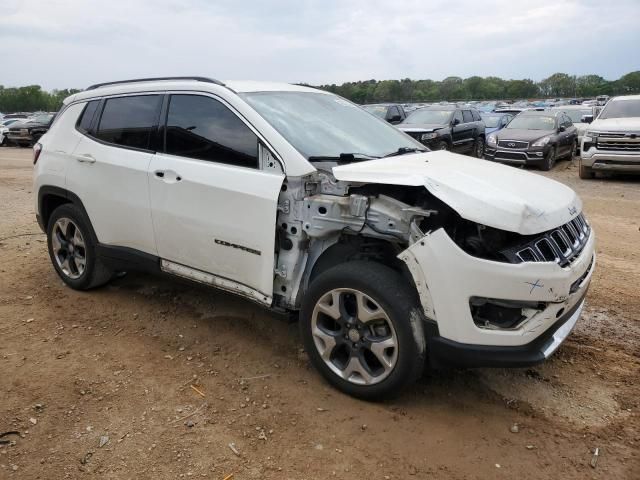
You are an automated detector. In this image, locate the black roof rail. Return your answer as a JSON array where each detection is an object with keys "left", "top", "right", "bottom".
[{"left": 86, "top": 76, "right": 225, "bottom": 90}]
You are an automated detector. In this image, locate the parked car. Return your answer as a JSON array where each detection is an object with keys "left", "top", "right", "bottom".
[
  {"left": 6, "top": 113, "right": 55, "bottom": 147},
  {"left": 579, "top": 94, "right": 640, "bottom": 179},
  {"left": 397, "top": 105, "right": 486, "bottom": 157},
  {"left": 485, "top": 110, "right": 578, "bottom": 170},
  {"left": 550, "top": 105, "right": 600, "bottom": 152},
  {"left": 480, "top": 112, "right": 513, "bottom": 135},
  {"left": 0, "top": 118, "right": 27, "bottom": 146},
  {"left": 361, "top": 103, "right": 407, "bottom": 124},
  {"left": 34, "top": 77, "right": 594, "bottom": 399}
]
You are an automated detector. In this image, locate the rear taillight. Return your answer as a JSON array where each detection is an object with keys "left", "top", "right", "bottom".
[{"left": 33, "top": 142, "right": 42, "bottom": 165}]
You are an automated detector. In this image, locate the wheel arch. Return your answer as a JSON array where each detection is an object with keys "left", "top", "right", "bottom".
[{"left": 38, "top": 186, "right": 97, "bottom": 241}]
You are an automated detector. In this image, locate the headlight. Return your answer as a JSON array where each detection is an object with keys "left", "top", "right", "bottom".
[
  {"left": 532, "top": 136, "right": 551, "bottom": 147},
  {"left": 585, "top": 131, "right": 599, "bottom": 138},
  {"left": 421, "top": 132, "right": 438, "bottom": 141},
  {"left": 487, "top": 135, "right": 497, "bottom": 147}
]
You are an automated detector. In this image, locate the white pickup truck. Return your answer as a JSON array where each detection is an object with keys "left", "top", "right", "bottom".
[{"left": 580, "top": 95, "right": 640, "bottom": 178}]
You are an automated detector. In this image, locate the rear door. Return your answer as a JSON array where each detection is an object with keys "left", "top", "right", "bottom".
[
  {"left": 67, "top": 94, "right": 161, "bottom": 254},
  {"left": 148, "top": 93, "right": 284, "bottom": 304}
]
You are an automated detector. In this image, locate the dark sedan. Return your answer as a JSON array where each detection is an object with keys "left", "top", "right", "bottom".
[{"left": 484, "top": 111, "right": 578, "bottom": 170}]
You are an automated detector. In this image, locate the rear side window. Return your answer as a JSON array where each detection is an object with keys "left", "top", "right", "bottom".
[
  {"left": 77, "top": 100, "right": 100, "bottom": 134},
  {"left": 471, "top": 110, "right": 481, "bottom": 121},
  {"left": 462, "top": 110, "right": 474, "bottom": 123},
  {"left": 96, "top": 95, "right": 161, "bottom": 150},
  {"left": 164, "top": 94, "right": 258, "bottom": 168}
]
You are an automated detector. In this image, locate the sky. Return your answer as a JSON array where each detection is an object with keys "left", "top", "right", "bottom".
[{"left": 1, "top": 0, "right": 639, "bottom": 90}]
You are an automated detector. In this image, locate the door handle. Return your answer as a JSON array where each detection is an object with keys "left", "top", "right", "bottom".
[
  {"left": 74, "top": 153, "right": 96, "bottom": 164},
  {"left": 154, "top": 170, "right": 182, "bottom": 182}
]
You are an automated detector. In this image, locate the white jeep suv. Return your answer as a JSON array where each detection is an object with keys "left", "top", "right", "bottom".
[{"left": 33, "top": 77, "right": 595, "bottom": 399}]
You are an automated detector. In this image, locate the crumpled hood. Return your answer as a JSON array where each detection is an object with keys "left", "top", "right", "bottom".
[
  {"left": 332, "top": 151, "right": 581, "bottom": 235},
  {"left": 590, "top": 117, "right": 640, "bottom": 132},
  {"left": 398, "top": 123, "right": 447, "bottom": 133}
]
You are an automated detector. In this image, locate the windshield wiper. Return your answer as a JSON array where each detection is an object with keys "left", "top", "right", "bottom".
[
  {"left": 383, "top": 147, "right": 427, "bottom": 158},
  {"left": 308, "top": 153, "right": 380, "bottom": 164}
]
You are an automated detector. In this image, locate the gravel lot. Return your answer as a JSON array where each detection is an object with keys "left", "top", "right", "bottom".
[{"left": 1, "top": 147, "right": 638, "bottom": 479}]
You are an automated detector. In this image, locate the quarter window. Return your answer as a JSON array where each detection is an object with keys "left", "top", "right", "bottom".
[
  {"left": 164, "top": 94, "right": 258, "bottom": 168},
  {"left": 77, "top": 100, "right": 100, "bottom": 134},
  {"left": 95, "top": 95, "right": 161, "bottom": 150}
]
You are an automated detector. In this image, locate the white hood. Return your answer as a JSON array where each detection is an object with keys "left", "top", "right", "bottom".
[
  {"left": 332, "top": 151, "right": 581, "bottom": 235},
  {"left": 590, "top": 117, "right": 640, "bottom": 132}
]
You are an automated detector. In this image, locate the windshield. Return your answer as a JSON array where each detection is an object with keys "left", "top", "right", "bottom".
[
  {"left": 480, "top": 114, "right": 501, "bottom": 128},
  {"left": 403, "top": 109, "right": 452, "bottom": 125},
  {"left": 362, "top": 105, "right": 387, "bottom": 119},
  {"left": 506, "top": 115, "right": 555, "bottom": 130},
  {"left": 32, "top": 114, "right": 54, "bottom": 123},
  {"left": 599, "top": 99, "right": 640, "bottom": 119},
  {"left": 557, "top": 109, "right": 591, "bottom": 122},
  {"left": 241, "top": 92, "right": 422, "bottom": 159}
]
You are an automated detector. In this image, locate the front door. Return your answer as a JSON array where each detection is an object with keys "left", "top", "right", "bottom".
[{"left": 148, "top": 93, "right": 284, "bottom": 303}]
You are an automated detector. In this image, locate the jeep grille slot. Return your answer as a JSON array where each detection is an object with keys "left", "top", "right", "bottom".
[{"left": 501, "top": 213, "right": 590, "bottom": 267}]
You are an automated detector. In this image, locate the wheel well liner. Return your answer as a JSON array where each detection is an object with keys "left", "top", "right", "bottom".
[{"left": 38, "top": 186, "right": 97, "bottom": 241}]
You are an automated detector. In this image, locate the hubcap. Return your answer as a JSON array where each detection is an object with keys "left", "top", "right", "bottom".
[
  {"left": 51, "top": 218, "right": 87, "bottom": 279},
  {"left": 311, "top": 288, "right": 398, "bottom": 386}
]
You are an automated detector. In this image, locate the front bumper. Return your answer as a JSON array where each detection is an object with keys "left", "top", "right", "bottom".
[
  {"left": 400, "top": 227, "right": 595, "bottom": 366},
  {"left": 580, "top": 148, "right": 640, "bottom": 172},
  {"left": 485, "top": 146, "right": 549, "bottom": 166},
  {"left": 7, "top": 131, "right": 33, "bottom": 144}
]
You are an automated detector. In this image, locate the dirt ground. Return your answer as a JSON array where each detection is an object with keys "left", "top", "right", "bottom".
[{"left": 1, "top": 147, "right": 638, "bottom": 480}]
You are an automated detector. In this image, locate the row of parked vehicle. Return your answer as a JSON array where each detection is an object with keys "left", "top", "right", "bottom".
[
  {"left": 0, "top": 112, "right": 56, "bottom": 147},
  {"left": 363, "top": 95, "right": 640, "bottom": 178}
]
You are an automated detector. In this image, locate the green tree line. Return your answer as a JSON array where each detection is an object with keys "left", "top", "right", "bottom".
[
  {"left": 2, "top": 71, "right": 640, "bottom": 112},
  {"left": 315, "top": 71, "right": 640, "bottom": 104},
  {"left": 0, "top": 86, "right": 81, "bottom": 113}
]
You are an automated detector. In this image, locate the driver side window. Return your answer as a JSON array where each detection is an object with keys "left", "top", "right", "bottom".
[{"left": 453, "top": 110, "right": 464, "bottom": 124}]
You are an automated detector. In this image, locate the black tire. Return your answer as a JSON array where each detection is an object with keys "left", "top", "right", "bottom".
[
  {"left": 433, "top": 141, "right": 449, "bottom": 151},
  {"left": 541, "top": 146, "right": 557, "bottom": 171},
  {"left": 18, "top": 143, "right": 30, "bottom": 148},
  {"left": 300, "top": 261, "right": 426, "bottom": 400},
  {"left": 578, "top": 158, "right": 595, "bottom": 179},
  {"left": 473, "top": 136, "right": 485, "bottom": 158},
  {"left": 46, "top": 204, "right": 112, "bottom": 290},
  {"left": 567, "top": 140, "right": 577, "bottom": 159}
]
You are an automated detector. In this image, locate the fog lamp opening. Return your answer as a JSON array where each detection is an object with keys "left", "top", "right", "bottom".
[{"left": 470, "top": 297, "right": 545, "bottom": 330}]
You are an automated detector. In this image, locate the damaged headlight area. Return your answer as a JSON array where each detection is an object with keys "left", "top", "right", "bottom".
[{"left": 470, "top": 297, "right": 546, "bottom": 330}]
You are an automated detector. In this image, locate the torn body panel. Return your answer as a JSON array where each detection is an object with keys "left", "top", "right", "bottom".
[{"left": 399, "top": 227, "right": 596, "bottom": 347}]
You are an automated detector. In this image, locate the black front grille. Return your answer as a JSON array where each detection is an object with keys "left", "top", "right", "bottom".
[
  {"left": 596, "top": 140, "right": 640, "bottom": 151},
  {"left": 497, "top": 140, "right": 528, "bottom": 149},
  {"left": 500, "top": 213, "right": 590, "bottom": 267},
  {"left": 495, "top": 151, "right": 527, "bottom": 161},
  {"left": 406, "top": 132, "right": 422, "bottom": 141}
]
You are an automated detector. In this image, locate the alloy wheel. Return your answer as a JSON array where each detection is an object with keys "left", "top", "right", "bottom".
[
  {"left": 311, "top": 288, "right": 398, "bottom": 385},
  {"left": 51, "top": 217, "right": 87, "bottom": 279}
]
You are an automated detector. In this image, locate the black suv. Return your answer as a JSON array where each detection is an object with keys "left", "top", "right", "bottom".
[
  {"left": 484, "top": 110, "right": 578, "bottom": 171},
  {"left": 397, "top": 106, "right": 486, "bottom": 157},
  {"left": 6, "top": 113, "right": 56, "bottom": 147},
  {"left": 361, "top": 103, "right": 407, "bottom": 124}
]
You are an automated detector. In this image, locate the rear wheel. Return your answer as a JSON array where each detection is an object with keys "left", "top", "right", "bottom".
[
  {"left": 541, "top": 146, "right": 557, "bottom": 171},
  {"left": 578, "top": 158, "right": 595, "bottom": 179},
  {"left": 473, "top": 136, "right": 485, "bottom": 158},
  {"left": 300, "top": 261, "right": 425, "bottom": 400},
  {"left": 47, "top": 204, "right": 112, "bottom": 290},
  {"left": 568, "top": 140, "right": 578, "bottom": 159}
]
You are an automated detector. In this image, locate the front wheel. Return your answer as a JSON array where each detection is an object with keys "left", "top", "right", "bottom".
[
  {"left": 300, "top": 261, "right": 425, "bottom": 400},
  {"left": 578, "top": 158, "right": 595, "bottom": 179},
  {"left": 473, "top": 136, "right": 485, "bottom": 158},
  {"left": 433, "top": 141, "right": 449, "bottom": 151},
  {"left": 541, "top": 146, "right": 557, "bottom": 171}
]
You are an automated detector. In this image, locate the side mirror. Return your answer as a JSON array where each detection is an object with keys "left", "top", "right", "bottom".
[
  {"left": 581, "top": 114, "right": 593, "bottom": 124},
  {"left": 452, "top": 118, "right": 461, "bottom": 126},
  {"left": 558, "top": 125, "right": 566, "bottom": 133}
]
